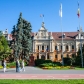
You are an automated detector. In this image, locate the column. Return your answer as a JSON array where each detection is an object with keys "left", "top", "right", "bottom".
[
  {"left": 51, "top": 41, "right": 52, "bottom": 52},
  {"left": 50, "top": 41, "right": 51, "bottom": 52},
  {"left": 39, "top": 45, "right": 40, "bottom": 52},
  {"left": 44, "top": 45, "right": 45, "bottom": 51},
  {"left": 34, "top": 41, "right": 35, "bottom": 52},
  {"left": 69, "top": 44, "right": 71, "bottom": 52},
  {"left": 45, "top": 53, "right": 47, "bottom": 60},
  {"left": 40, "top": 45, "right": 42, "bottom": 51},
  {"left": 33, "top": 41, "right": 34, "bottom": 52},
  {"left": 57, "top": 44, "right": 59, "bottom": 51},
  {"left": 39, "top": 54, "right": 41, "bottom": 59},
  {"left": 76, "top": 44, "right": 79, "bottom": 52},
  {"left": 63, "top": 44, "right": 65, "bottom": 52}
]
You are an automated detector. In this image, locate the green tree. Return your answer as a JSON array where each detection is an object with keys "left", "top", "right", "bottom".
[
  {"left": 75, "top": 45, "right": 84, "bottom": 67},
  {"left": 11, "top": 12, "right": 32, "bottom": 61},
  {"left": 0, "top": 36, "right": 11, "bottom": 60},
  {"left": 22, "top": 19, "right": 32, "bottom": 60}
]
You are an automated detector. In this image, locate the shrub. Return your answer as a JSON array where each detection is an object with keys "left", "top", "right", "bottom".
[
  {"left": 39, "top": 63, "right": 53, "bottom": 67},
  {"left": 35, "top": 59, "right": 45, "bottom": 66},
  {"left": 7, "top": 62, "right": 16, "bottom": 68},
  {"left": 63, "top": 58, "right": 71, "bottom": 66},
  {"left": 52, "top": 62, "right": 62, "bottom": 66},
  {"left": 44, "top": 60, "right": 52, "bottom": 63}
]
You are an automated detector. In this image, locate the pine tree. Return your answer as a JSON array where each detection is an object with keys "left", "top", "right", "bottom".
[
  {"left": 22, "top": 19, "right": 32, "bottom": 60},
  {"left": 11, "top": 12, "right": 32, "bottom": 61},
  {"left": 15, "top": 12, "right": 23, "bottom": 59}
]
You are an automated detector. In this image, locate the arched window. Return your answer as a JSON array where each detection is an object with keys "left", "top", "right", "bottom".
[
  {"left": 55, "top": 55, "right": 57, "bottom": 58},
  {"left": 42, "top": 46, "right": 44, "bottom": 50},
  {"left": 38, "top": 46, "right": 39, "bottom": 50},
  {"left": 47, "top": 54, "right": 49, "bottom": 59},
  {"left": 37, "top": 54, "right": 39, "bottom": 59},
  {"left": 72, "top": 45, "right": 74, "bottom": 49},
  {"left": 55, "top": 46, "right": 57, "bottom": 50},
  {"left": 61, "top": 45, "right": 62, "bottom": 50},
  {"left": 66, "top": 45, "right": 68, "bottom": 50}
]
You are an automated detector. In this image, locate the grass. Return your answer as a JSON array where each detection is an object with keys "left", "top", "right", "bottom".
[{"left": 0, "top": 79, "right": 84, "bottom": 84}]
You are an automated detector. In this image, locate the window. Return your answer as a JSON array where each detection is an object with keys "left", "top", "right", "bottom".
[
  {"left": 72, "top": 54, "right": 75, "bottom": 58},
  {"left": 82, "top": 44, "right": 84, "bottom": 47},
  {"left": 61, "top": 54, "right": 62, "bottom": 58},
  {"left": 42, "top": 46, "right": 44, "bottom": 50},
  {"left": 47, "top": 45, "right": 49, "bottom": 50},
  {"left": 61, "top": 45, "right": 62, "bottom": 50},
  {"left": 55, "top": 55, "right": 57, "bottom": 58},
  {"left": 72, "top": 45, "right": 74, "bottom": 49},
  {"left": 63, "top": 34, "right": 65, "bottom": 38},
  {"left": 67, "top": 54, "right": 69, "bottom": 58},
  {"left": 38, "top": 46, "right": 39, "bottom": 50},
  {"left": 47, "top": 54, "right": 49, "bottom": 59},
  {"left": 66, "top": 45, "right": 68, "bottom": 50},
  {"left": 37, "top": 54, "right": 39, "bottom": 59},
  {"left": 55, "top": 46, "right": 57, "bottom": 50}
]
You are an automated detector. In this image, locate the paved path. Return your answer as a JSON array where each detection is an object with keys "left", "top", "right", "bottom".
[
  {"left": 0, "top": 74, "right": 84, "bottom": 79},
  {"left": 0, "top": 66, "right": 84, "bottom": 79}
]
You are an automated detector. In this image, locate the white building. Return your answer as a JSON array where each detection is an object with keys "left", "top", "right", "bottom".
[{"left": 32, "top": 22, "right": 84, "bottom": 62}]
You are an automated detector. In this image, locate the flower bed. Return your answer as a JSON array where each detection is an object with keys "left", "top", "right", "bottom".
[
  {"left": 41, "top": 66, "right": 75, "bottom": 70},
  {"left": 0, "top": 66, "right": 3, "bottom": 69},
  {"left": 10, "top": 66, "right": 16, "bottom": 68}
]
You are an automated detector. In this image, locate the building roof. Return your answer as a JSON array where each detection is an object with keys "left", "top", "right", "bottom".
[
  {"left": 8, "top": 32, "right": 79, "bottom": 40},
  {"left": 49, "top": 32, "right": 79, "bottom": 40},
  {"left": 31, "top": 32, "right": 79, "bottom": 40}
]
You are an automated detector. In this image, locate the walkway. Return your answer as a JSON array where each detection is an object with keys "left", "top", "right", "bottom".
[{"left": 0, "top": 66, "right": 84, "bottom": 79}]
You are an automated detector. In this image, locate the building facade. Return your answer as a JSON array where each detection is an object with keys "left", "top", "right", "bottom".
[{"left": 32, "top": 22, "right": 84, "bottom": 62}]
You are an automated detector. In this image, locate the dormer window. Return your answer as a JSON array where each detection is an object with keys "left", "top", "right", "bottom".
[
  {"left": 63, "top": 33, "right": 65, "bottom": 38},
  {"left": 41, "top": 33, "right": 43, "bottom": 37}
]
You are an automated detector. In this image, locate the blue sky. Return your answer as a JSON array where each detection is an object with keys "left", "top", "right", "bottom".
[{"left": 0, "top": 0, "right": 84, "bottom": 33}]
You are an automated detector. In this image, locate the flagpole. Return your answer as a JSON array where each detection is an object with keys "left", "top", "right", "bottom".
[
  {"left": 79, "top": 16, "right": 83, "bottom": 68},
  {"left": 60, "top": 3, "right": 64, "bottom": 66},
  {"left": 77, "top": 1, "right": 83, "bottom": 68},
  {"left": 61, "top": 15, "right": 64, "bottom": 66}
]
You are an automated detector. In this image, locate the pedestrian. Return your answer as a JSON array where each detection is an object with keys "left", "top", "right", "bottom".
[
  {"left": 3, "top": 59, "right": 6, "bottom": 72},
  {"left": 16, "top": 59, "right": 20, "bottom": 72},
  {"left": 21, "top": 59, "right": 25, "bottom": 72}
]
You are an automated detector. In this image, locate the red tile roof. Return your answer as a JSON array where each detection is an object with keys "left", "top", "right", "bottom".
[
  {"left": 31, "top": 32, "right": 79, "bottom": 40},
  {"left": 50, "top": 32, "right": 79, "bottom": 40}
]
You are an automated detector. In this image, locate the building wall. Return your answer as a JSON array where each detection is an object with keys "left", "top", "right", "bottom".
[
  {"left": 32, "top": 22, "right": 84, "bottom": 62},
  {"left": 32, "top": 35, "right": 82, "bottom": 62}
]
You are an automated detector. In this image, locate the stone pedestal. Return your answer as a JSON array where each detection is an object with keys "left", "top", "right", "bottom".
[{"left": 28, "top": 55, "right": 35, "bottom": 66}]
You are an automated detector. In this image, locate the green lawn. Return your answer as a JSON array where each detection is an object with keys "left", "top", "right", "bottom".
[{"left": 0, "top": 79, "right": 84, "bottom": 84}]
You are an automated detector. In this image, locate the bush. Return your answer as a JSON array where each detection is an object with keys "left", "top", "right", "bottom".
[
  {"left": 44, "top": 60, "right": 52, "bottom": 63},
  {"left": 35, "top": 59, "right": 45, "bottom": 66},
  {"left": 7, "top": 62, "right": 16, "bottom": 68},
  {"left": 35, "top": 59, "right": 52, "bottom": 66},
  {"left": 39, "top": 63, "right": 53, "bottom": 67},
  {"left": 63, "top": 58, "right": 71, "bottom": 66},
  {"left": 52, "top": 62, "right": 62, "bottom": 66}
]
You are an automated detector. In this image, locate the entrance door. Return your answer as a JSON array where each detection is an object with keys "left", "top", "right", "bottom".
[{"left": 41, "top": 55, "right": 45, "bottom": 60}]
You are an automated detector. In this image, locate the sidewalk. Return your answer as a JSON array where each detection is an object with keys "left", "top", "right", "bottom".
[{"left": 0, "top": 67, "right": 84, "bottom": 79}]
